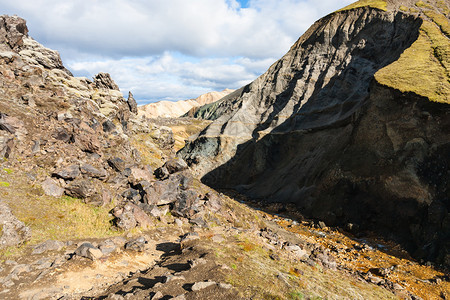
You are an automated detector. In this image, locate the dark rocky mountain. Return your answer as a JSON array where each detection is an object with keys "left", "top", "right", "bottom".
[{"left": 180, "top": 0, "right": 450, "bottom": 266}]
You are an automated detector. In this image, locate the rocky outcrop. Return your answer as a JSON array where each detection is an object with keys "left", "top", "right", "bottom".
[
  {"left": 138, "top": 89, "right": 234, "bottom": 119},
  {"left": 180, "top": 1, "right": 450, "bottom": 265},
  {"left": 0, "top": 15, "right": 181, "bottom": 226},
  {"left": 0, "top": 201, "right": 31, "bottom": 248}
]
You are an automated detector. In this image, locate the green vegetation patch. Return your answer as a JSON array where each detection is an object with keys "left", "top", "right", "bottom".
[
  {"left": 416, "top": 1, "right": 433, "bottom": 9},
  {"left": 375, "top": 20, "right": 450, "bottom": 104},
  {"left": 7, "top": 193, "right": 119, "bottom": 245},
  {"left": 337, "top": 0, "right": 387, "bottom": 12},
  {"left": 423, "top": 9, "right": 450, "bottom": 37},
  {"left": 3, "top": 168, "right": 13, "bottom": 174},
  {"left": 399, "top": 5, "right": 409, "bottom": 12},
  {"left": 0, "top": 181, "right": 10, "bottom": 187}
]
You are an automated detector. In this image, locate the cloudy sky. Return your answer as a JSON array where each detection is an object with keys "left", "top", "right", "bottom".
[{"left": 3, "top": 0, "right": 353, "bottom": 104}]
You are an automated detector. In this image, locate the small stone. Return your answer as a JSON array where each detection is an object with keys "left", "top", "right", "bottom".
[
  {"left": 99, "top": 239, "right": 117, "bottom": 255},
  {"left": 106, "top": 294, "right": 125, "bottom": 300},
  {"left": 172, "top": 295, "right": 186, "bottom": 300},
  {"left": 32, "top": 257, "right": 54, "bottom": 270},
  {"left": 108, "top": 157, "right": 126, "bottom": 173},
  {"left": 175, "top": 218, "right": 183, "bottom": 227},
  {"left": 125, "top": 236, "right": 148, "bottom": 252},
  {"left": 180, "top": 232, "right": 199, "bottom": 243},
  {"left": 32, "top": 240, "right": 65, "bottom": 255},
  {"left": 80, "top": 164, "right": 107, "bottom": 179},
  {"left": 219, "top": 283, "right": 233, "bottom": 289},
  {"left": 10, "top": 264, "right": 31, "bottom": 276},
  {"left": 188, "top": 258, "right": 207, "bottom": 268},
  {"left": 53, "top": 165, "right": 80, "bottom": 180},
  {"left": 191, "top": 281, "right": 216, "bottom": 291},
  {"left": 151, "top": 291, "right": 163, "bottom": 300},
  {"left": 74, "top": 243, "right": 103, "bottom": 260},
  {"left": 102, "top": 120, "right": 116, "bottom": 133},
  {"left": 41, "top": 177, "right": 64, "bottom": 197}
]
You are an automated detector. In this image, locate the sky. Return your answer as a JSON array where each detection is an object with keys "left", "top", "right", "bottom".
[{"left": 2, "top": 0, "right": 353, "bottom": 104}]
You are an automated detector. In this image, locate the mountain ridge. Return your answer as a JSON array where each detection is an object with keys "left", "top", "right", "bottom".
[
  {"left": 138, "top": 89, "right": 234, "bottom": 119},
  {"left": 179, "top": 0, "right": 450, "bottom": 266}
]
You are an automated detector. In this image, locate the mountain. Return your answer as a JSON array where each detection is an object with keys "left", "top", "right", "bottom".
[
  {"left": 179, "top": 0, "right": 450, "bottom": 266},
  {"left": 138, "top": 89, "right": 234, "bottom": 118}
]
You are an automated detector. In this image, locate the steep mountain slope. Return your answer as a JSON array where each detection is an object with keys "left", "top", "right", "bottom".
[
  {"left": 179, "top": 0, "right": 450, "bottom": 266},
  {"left": 138, "top": 89, "right": 233, "bottom": 118}
]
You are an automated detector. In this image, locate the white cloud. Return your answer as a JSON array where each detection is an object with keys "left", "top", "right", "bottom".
[
  {"left": 69, "top": 52, "right": 265, "bottom": 103},
  {"left": 2, "top": 0, "right": 354, "bottom": 103}
]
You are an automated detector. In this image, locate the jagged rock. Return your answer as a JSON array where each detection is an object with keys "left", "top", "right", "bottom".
[
  {"left": 0, "top": 134, "right": 14, "bottom": 158},
  {"left": 31, "top": 140, "right": 40, "bottom": 153},
  {"left": 122, "top": 188, "right": 141, "bottom": 202},
  {"left": 113, "top": 203, "right": 153, "bottom": 230},
  {"left": 0, "top": 201, "right": 31, "bottom": 248},
  {"left": 102, "top": 119, "right": 116, "bottom": 133},
  {"left": 108, "top": 157, "right": 126, "bottom": 173},
  {"left": 144, "top": 178, "right": 178, "bottom": 206},
  {"left": 65, "top": 178, "right": 96, "bottom": 198},
  {"left": 180, "top": 232, "right": 199, "bottom": 243},
  {"left": 163, "top": 158, "right": 188, "bottom": 174},
  {"left": 53, "top": 165, "right": 80, "bottom": 180},
  {"left": 98, "top": 239, "right": 117, "bottom": 255},
  {"left": 74, "top": 128, "right": 101, "bottom": 153},
  {"left": 74, "top": 243, "right": 103, "bottom": 260},
  {"left": 125, "top": 236, "right": 148, "bottom": 252},
  {"left": 113, "top": 204, "right": 137, "bottom": 231},
  {"left": 189, "top": 217, "right": 207, "bottom": 227},
  {"left": 80, "top": 163, "right": 107, "bottom": 179},
  {"left": 191, "top": 281, "right": 216, "bottom": 291},
  {"left": 127, "top": 91, "right": 138, "bottom": 114},
  {"left": 94, "top": 72, "right": 120, "bottom": 90},
  {"left": 0, "top": 113, "right": 18, "bottom": 134},
  {"left": 53, "top": 128, "right": 72, "bottom": 142},
  {"left": 204, "top": 192, "right": 222, "bottom": 212},
  {"left": 172, "top": 190, "right": 200, "bottom": 218},
  {"left": 0, "top": 15, "right": 28, "bottom": 50},
  {"left": 284, "top": 244, "right": 308, "bottom": 260},
  {"left": 129, "top": 166, "right": 153, "bottom": 183},
  {"left": 153, "top": 126, "right": 175, "bottom": 149},
  {"left": 32, "top": 240, "right": 65, "bottom": 255},
  {"left": 41, "top": 177, "right": 64, "bottom": 197},
  {"left": 154, "top": 166, "right": 169, "bottom": 180},
  {"left": 151, "top": 291, "right": 163, "bottom": 300}
]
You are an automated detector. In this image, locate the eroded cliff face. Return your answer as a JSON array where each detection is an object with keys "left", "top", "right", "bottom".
[{"left": 180, "top": 3, "right": 450, "bottom": 265}]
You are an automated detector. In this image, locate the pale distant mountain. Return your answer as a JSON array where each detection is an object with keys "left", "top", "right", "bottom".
[{"left": 138, "top": 89, "right": 234, "bottom": 118}]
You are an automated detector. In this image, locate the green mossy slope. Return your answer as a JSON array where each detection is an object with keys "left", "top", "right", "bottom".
[
  {"left": 375, "top": 2, "right": 450, "bottom": 104},
  {"left": 337, "top": 0, "right": 387, "bottom": 12}
]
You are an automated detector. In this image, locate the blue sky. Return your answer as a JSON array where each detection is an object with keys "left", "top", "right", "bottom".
[{"left": 2, "top": 0, "right": 353, "bottom": 104}]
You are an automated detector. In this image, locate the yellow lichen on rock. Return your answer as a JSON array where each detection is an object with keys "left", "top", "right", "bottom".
[
  {"left": 337, "top": 0, "right": 387, "bottom": 12},
  {"left": 375, "top": 20, "right": 450, "bottom": 104}
]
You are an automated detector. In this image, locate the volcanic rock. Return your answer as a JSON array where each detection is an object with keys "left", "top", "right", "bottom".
[{"left": 180, "top": 0, "right": 450, "bottom": 265}]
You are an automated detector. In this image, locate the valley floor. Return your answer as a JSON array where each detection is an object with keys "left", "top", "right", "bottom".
[{"left": 1, "top": 191, "right": 448, "bottom": 300}]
